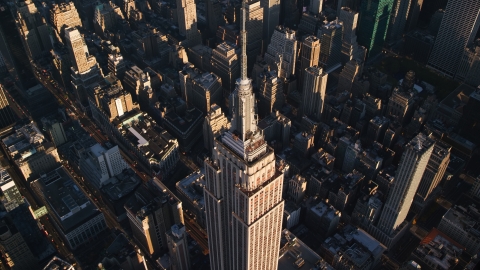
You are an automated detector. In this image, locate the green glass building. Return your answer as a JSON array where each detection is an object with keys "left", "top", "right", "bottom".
[{"left": 357, "top": 0, "right": 394, "bottom": 59}]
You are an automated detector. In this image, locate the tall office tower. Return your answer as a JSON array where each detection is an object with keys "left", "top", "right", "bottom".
[
  {"left": 166, "top": 224, "right": 191, "bottom": 270},
  {"left": 456, "top": 39, "right": 480, "bottom": 87},
  {"left": 412, "top": 140, "right": 450, "bottom": 213},
  {"left": 93, "top": 2, "right": 124, "bottom": 38},
  {"left": 261, "top": 0, "right": 280, "bottom": 45},
  {"left": 300, "top": 36, "right": 320, "bottom": 89},
  {"left": 357, "top": 0, "right": 394, "bottom": 59},
  {"left": 428, "top": 9, "right": 444, "bottom": 36},
  {"left": 459, "top": 88, "right": 480, "bottom": 144},
  {"left": 51, "top": 2, "right": 82, "bottom": 38},
  {"left": 0, "top": 85, "right": 16, "bottom": 129},
  {"left": 0, "top": 219, "right": 37, "bottom": 269},
  {"left": 15, "top": 0, "right": 51, "bottom": 60},
  {"left": 123, "top": 65, "right": 150, "bottom": 99},
  {"left": 66, "top": 27, "right": 103, "bottom": 104},
  {"left": 386, "top": 0, "right": 411, "bottom": 43},
  {"left": 125, "top": 179, "right": 184, "bottom": 256},
  {"left": 203, "top": 104, "right": 230, "bottom": 151},
  {"left": 108, "top": 53, "right": 127, "bottom": 79},
  {"left": 245, "top": 0, "right": 264, "bottom": 73},
  {"left": 211, "top": 42, "right": 240, "bottom": 96},
  {"left": 204, "top": 1, "right": 284, "bottom": 269},
  {"left": 339, "top": 7, "right": 365, "bottom": 63},
  {"left": 374, "top": 133, "right": 434, "bottom": 246},
  {"left": 281, "top": 0, "right": 299, "bottom": 28},
  {"left": 0, "top": 51, "right": 5, "bottom": 73},
  {"left": 74, "top": 0, "right": 98, "bottom": 29},
  {"left": 427, "top": 0, "right": 480, "bottom": 77},
  {"left": 405, "top": 0, "right": 422, "bottom": 31},
  {"left": 264, "top": 26, "right": 298, "bottom": 79},
  {"left": 178, "top": 66, "right": 223, "bottom": 114},
  {"left": 258, "top": 69, "right": 284, "bottom": 116},
  {"left": 176, "top": 0, "right": 202, "bottom": 47},
  {"left": 206, "top": 0, "right": 224, "bottom": 36},
  {"left": 318, "top": 19, "right": 344, "bottom": 73},
  {"left": 386, "top": 87, "right": 415, "bottom": 125},
  {"left": 301, "top": 66, "right": 328, "bottom": 120},
  {"left": 337, "top": 59, "right": 361, "bottom": 93},
  {"left": 122, "top": 0, "right": 136, "bottom": 18},
  {"left": 309, "top": 0, "right": 322, "bottom": 14}
]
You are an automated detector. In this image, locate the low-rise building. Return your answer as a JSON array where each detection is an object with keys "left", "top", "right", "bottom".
[
  {"left": 278, "top": 229, "right": 335, "bottom": 270},
  {"left": 411, "top": 228, "right": 463, "bottom": 270},
  {"left": 176, "top": 171, "right": 206, "bottom": 228},
  {"left": 124, "top": 179, "right": 183, "bottom": 257},
  {"left": 79, "top": 143, "right": 129, "bottom": 189},
  {"left": 31, "top": 166, "right": 107, "bottom": 249},
  {"left": 100, "top": 168, "right": 141, "bottom": 221},
  {"left": 2, "top": 121, "right": 60, "bottom": 181},
  {"left": 305, "top": 199, "right": 341, "bottom": 238},
  {"left": 438, "top": 205, "right": 480, "bottom": 254},
  {"left": 319, "top": 225, "right": 386, "bottom": 269}
]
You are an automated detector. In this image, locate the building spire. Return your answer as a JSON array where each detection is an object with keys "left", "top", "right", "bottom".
[{"left": 240, "top": 0, "right": 247, "bottom": 81}]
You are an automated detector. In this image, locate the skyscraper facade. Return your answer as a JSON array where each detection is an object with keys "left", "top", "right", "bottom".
[
  {"left": 318, "top": 19, "right": 343, "bottom": 72},
  {"left": 261, "top": 0, "right": 280, "bottom": 45},
  {"left": 357, "top": 0, "right": 394, "bottom": 59},
  {"left": 301, "top": 66, "right": 328, "bottom": 120},
  {"left": 50, "top": 2, "right": 82, "bottom": 38},
  {"left": 339, "top": 7, "right": 365, "bottom": 64},
  {"left": 245, "top": 0, "right": 264, "bottom": 73},
  {"left": 0, "top": 84, "right": 16, "bottom": 129},
  {"left": 376, "top": 133, "right": 434, "bottom": 235},
  {"left": 300, "top": 35, "right": 320, "bottom": 89},
  {"left": 204, "top": 2, "right": 284, "bottom": 269},
  {"left": 176, "top": 0, "right": 202, "bottom": 47},
  {"left": 65, "top": 27, "right": 103, "bottom": 104},
  {"left": 264, "top": 26, "right": 298, "bottom": 79},
  {"left": 427, "top": 0, "right": 480, "bottom": 77},
  {"left": 386, "top": 0, "right": 411, "bottom": 43}
]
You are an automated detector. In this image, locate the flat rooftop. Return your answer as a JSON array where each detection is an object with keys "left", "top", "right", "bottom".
[
  {"left": 33, "top": 166, "right": 100, "bottom": 232},
  {"left": 101, "top": 168, "right": 141, "bottom": 201},
  {"left": 279, "top": 229, "right": 334, "bottom": 270}
]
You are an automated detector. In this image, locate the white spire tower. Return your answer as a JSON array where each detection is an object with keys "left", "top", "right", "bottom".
[
  {"left": 229, "top": 0, "right": 258, "bottom": 142},
  {"left": 204, "top": 0, "right": 284, "bottom": 269}
]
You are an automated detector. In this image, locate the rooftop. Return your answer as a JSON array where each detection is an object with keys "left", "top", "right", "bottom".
[
  {"left": 279, "top": 229, "right": 335, "bottom": 270},
  {"left": 176, "top": 171, "right": 205, "bottom": 209},
  {"left": 309, "top": 200, "right": 340, "bottom": 220},
  {"left": 443, "top": 205, "right": 480, "bottom": 238},
  {"left": 32, "top": 166, "right": 100, "bottom": 232},
  {"left": 101, "top": 168, "right": 141, "bottom": 201}
]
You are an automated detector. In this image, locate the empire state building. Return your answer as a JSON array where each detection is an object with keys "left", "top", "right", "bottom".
[{"left": 203, "top": 0, "right": 285, "bottom": 269}]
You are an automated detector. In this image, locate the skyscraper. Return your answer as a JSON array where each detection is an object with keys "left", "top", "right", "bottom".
[
  {"left": 300, "top": 36, "right": 320, "bottom": 89},
  {"left": 204, "top": 1, "right": 284, "bottom": 269},
  {"left": 264, "top": 26, "right": 298, "bottom": 79},
  {"left": 339, "top": 7, "right": 366, "bottom": 64},
  {"left": 0, "top": 84, "right": 16, "bottom": 129},
  {"left": 211, "top": 42, "right": 240, "bottom": 96},
  {"left": 357, "top": 0, "right": 394, "bottom": 59},
  {"left": 412, "top": 140, "right": 450, "bottom": 213},
  {"left": 427, "top": 0, "right": 480, "bottom": 77},
  {"left": 245, "top": 0, "right": 264, "bottom": 73},
  {"left": 301, "top": 66, "right": 328, "bottom": 120},
  {"left": 166, "top": 224, "right": 191, "bottom": 270},
  {"left": 50, "top": 2, "right": 82, "bottom": 38},
  {"left": 386, "top": 0, "right": 411, "bottom": 43},
  {"left": 318, "top": 19, "right": 344, "bottom": 72},
  {"left": 176, "top": 0, "right": 202, "bottom": 47},
  {"left": 206, "top": 0, "right": 224, "bottom": 36},
  {"left": 374, "top": 133, "right": 434, "bottom": 246},
  {"left": 65, "top": 27, "right": 103, "bottom": 104},
  {"left": 261, "top": 0, "right": 280, "bottom": 45}
]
